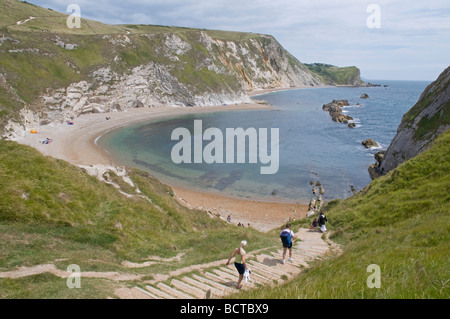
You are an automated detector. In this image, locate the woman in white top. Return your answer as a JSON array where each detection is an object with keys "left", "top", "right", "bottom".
[{"left": 226, "top": 240, "right": 248, "bottom": 289}]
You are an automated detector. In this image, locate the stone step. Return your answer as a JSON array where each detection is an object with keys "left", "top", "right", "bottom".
[
  {"left": 157, "top": 282, "right": 195, "bottom": 299},
  {"left": 171, "top": 279, "right": 208, "bottom": 299},
  {"left": 249, "top": 260, "right": 292, "bottom": 277},
  {"left": 245, "top": 261, "right": 283, "bottom": 281},
  {"left": 192, "top": 274, "right": 234, "bottom": 294},
  {"left": 256, "top": 254, "right": 302, "bottom": 273},
  {"left": 303, "top": 239, "right": 327, "bottom": 243},
  {"left": 297, "top": 245, "right": 324, "bottom": 250},
  {"left": 144, "top": 285, "right": 177, "bottom": 299},
  {"left": 296, "top": 249, "right": 327, "bottom": 256},
  {"left": 276, "top": 249, "right": 315, "bottom": 261},
  {"left": 291, "top": 249, "right": 319, "bottom": 259},
  {"left": 115, "top": 287, "right": 154, "bottom": 299},
  {"left": 221, "top": 265, "right": 266, "bottom": 287},
  {"left": 279, "top": 247, "right": 316, "bottom": 257},
  {"left": 297, "top": 246, "right": 329, "bottom": 253},
  {"left": 134, "top": 287, "right": 159, "bottom": 299},
  {"left": 224, "top": 263, "right": 275, "bottom": 286},
  {"left": 212, "top": 268, "right": 257, "bottom": 289},
  {"left": 203, "top": 271, "right": 244, "bottom": 290},
  {"left": 182, "top": 276, "right": 227, "bottom": 298},
  {"left": 272, "top": 252, "right": 309, "bottom": 267},
  {"left": 204, "top": 271, "right": 236, "bottom": 287}
]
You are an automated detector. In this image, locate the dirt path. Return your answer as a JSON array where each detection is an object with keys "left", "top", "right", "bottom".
[{"left": 0, "top": 228, "right": 341, "bottom": 299}]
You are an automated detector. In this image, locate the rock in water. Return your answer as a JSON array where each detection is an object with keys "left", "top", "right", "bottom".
[
  {"left": 331, "top": 112, "right": 353, "bottom": 124},
  {"left": 362, "top": 139, "right": 379, "bottom": 148},
  {"left": 361, "top": 94, "right": 369, "bottom": 99}
]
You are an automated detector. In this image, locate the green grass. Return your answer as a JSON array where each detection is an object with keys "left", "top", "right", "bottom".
[
  {"left": 231, "top": 130, "right": 450, "bottom": 299},
  {"left": 0, "top": 273, "right": 121, "bottom": 299},
  {"left": 0, "top": 140, "right": 279, "bottom": 298},
  {"left": 305, "top": 63, "right": 363, "bottom": 86}
]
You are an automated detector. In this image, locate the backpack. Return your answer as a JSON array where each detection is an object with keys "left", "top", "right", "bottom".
[{"left": 280, "top": 229, "right": 292, "bottom": 247}]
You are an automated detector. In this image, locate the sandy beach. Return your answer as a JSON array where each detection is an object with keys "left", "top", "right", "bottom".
[{"left": 16, "top": 102, "right": 309, "bottom": 232}]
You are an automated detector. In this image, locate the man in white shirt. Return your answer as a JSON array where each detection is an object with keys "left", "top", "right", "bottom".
[{"left": 280, "top": 223, "right": 295, "bottom": 264}]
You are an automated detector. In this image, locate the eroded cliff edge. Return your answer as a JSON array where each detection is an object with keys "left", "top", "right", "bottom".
[{"left": 370, "top": 66, "right": 450, "bottom": 178}]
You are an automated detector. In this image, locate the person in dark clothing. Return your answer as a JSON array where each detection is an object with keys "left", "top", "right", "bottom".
[{"left": 318, "top": 212, "right": 328, "bottom": 233}]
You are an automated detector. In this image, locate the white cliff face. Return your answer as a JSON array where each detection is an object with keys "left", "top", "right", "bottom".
[
  {"left": 1, "top": 31, "right": 323, "bottom": 137},
  {"left": 37, "top": 62, "right": 251, "bottom": 124}
]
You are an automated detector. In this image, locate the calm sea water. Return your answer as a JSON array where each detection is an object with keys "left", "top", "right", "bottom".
[{"left": 99, "top": 80, "right": 430, "bottom": 203}]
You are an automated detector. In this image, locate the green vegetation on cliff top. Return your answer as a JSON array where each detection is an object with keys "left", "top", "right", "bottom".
[{"left": 305, "top": 63, "right": 363, "bottom": 86}]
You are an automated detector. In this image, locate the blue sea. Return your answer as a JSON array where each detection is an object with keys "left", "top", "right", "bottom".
[{"left": 99, "top": 80, "right": 430, "bottom": 203}]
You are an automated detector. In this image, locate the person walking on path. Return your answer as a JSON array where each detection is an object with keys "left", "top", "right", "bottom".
[
  {"left": 280, "top": 223, "right": 295, "bottom": 264},
  {"left": 226, "top": 240, "right": 248, "bottom": 289},
  {"left": 318, "top": 211, "right": 328, "bottom": 233}
]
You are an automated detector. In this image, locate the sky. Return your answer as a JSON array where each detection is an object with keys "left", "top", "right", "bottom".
[{"left": 27, "top": 0, "right": 450, "bottom": 81}]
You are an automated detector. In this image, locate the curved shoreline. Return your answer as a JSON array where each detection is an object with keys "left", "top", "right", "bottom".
[{"left": 15, "top": 102, "right": 308, "bottom": 232}]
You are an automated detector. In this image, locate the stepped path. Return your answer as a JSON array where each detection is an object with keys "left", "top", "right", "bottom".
[{"left": 115, "top": 228, "right": 341, "bottom": 299}]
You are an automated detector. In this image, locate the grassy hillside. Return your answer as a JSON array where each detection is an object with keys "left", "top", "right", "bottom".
[
  {"left": 305, "top": 63, "right": 363, "bottom": 86},
  {"left": 1, "top": 0, "right": 125, "bottom": 34},
  {"left": 0, "top": 140, "right": 278, "bottom": 298},
  {"left": 1, "top": 0, "right": 265, "bottom": 37},
  {"left": 232, "top": 130, "right": 450, "bottom": 299}
]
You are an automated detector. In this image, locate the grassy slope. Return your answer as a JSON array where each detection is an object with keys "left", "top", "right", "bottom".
[
  {"left": 233, "top": 130, "right": 450, "bottom": 299},
  {"left": 0, "top": 140, "right": 278, "bottom": 298},
  {"left": 305, "top": 63, "right": 363, "bottom": 86},
  {"left": 0, "top": 0, "right": 124, "bottom": 34}
]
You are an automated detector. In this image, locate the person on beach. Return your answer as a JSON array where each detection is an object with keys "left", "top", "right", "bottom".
[
  {"left": 280, "top": 223, "right": 295, "bottom": 264},
  {"left": 227, "top": 215, "right": 232, "bottom": 223},
  {"left": 226, "top": 240, "right": 248, "bottom": 289},
  {"left": 318, "top": 212, "right": 328, "bottom": 233}
]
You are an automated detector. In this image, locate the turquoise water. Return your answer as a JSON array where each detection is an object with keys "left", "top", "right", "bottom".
[{"left": 99, "top": 80, "right": 430, "bottom": 202}]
